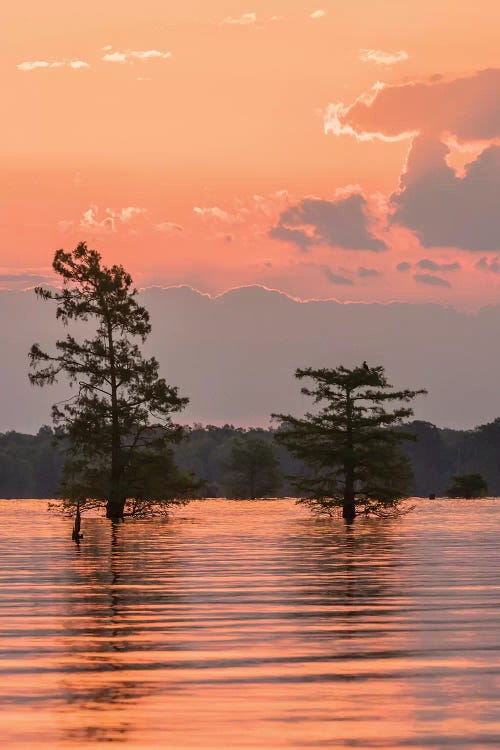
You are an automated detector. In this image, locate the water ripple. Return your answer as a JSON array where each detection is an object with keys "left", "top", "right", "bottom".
[{"left": 0, "top": 498, "right": 499, "bottom": 749}]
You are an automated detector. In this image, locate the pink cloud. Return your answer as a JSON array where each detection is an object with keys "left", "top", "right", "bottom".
[{"left": 327, "top": 69, "right": 500, "bottom": 143}]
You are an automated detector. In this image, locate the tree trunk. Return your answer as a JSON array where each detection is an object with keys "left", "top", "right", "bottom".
[
  {"left": 106, "top": 316, "right": 124, "bottom": 520},
  {"left": 342, "top": 486, "right": 356, "bottom": 522},
  {"left": 106, "top": 494, "right": 126, "bottom": 520},
  {"left": 343, "top": 389, "right": 356, "bottom": 522},
  {"left": 250, "top": 463, "right": 256, "bottom": 500}
]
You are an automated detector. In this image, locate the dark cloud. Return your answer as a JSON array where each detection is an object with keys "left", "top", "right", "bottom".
[
  {"left": 323, "top": 267, "right": 354, "bottom": 285},
  {"left": 416, "top": 259, "right": 461, "bottom": 272},
  {"left": 396, "top": 262, "right": 412, "bottom": 272},
  {"left": 271, "top": 194, "right": 387, "bottom": 252},
  {"left": 269, "top": 225, "right": 314, "bottom": 252},
  {"left": 476, "top": 256, "right": 500, "bottom": 273},
  {"left": 414, "top": 273, "right": 451, "bottom": 288},
  {"left": 392, "top": 138, "right": 500, "bottom": 250},
  {"left": 357, "top": 266, "right": 380, "bottom": 277}
]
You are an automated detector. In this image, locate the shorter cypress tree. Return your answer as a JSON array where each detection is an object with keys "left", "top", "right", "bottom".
[
  {"left": 447, "top": 473, "right": 488, "bottom": 499},
  {"left": 272, "top": 364, "right": 426, "bottom": 520},
  {"left": 223, "top": 437, "right": 283, "bottom": 499}
]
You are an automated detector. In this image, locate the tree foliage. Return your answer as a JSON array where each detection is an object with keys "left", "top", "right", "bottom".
[
  {"left": 6, "top": 420, "right": 500, "bottom": 502},
  {"left": 222, "top": 436, "right": 283, "bottom": 499},
  {"left": 0, "top": 427, "right": 64, "bottom": 498},
  {"left": 447, "top": 473, "right": 488, "bottom": 499},
  {"left": 399, "top": 421, "right": 451, "bottom": 497},
  {"left": 272, "top": 364, "right": 426, "bottom": 520},
  {"left": 29, "top": 243, "right": 197, "bottom": 519}
]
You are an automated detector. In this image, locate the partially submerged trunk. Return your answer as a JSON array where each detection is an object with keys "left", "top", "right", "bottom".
[
  {"left": 342, "top": 493, "right": 356, "bottom": 522},
  {"left": 343, "top": 388, "right": 356, "bottom": 522},
  {"left": 71, "top": 500, "right": 83, "bottom": 541},
  {"left": 106, "top": 492, "right": 126, "bottom": 520},
  {"left": 106, "top": 311, "right": 125, "bottom": 521}
]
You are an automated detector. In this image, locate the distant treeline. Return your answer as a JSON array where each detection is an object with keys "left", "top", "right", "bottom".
[{"left": 1, "top": 419, "right": 500, "bottom": 500}]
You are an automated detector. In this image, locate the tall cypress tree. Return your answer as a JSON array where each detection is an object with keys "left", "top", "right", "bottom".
[
  {"left": 29, "top": 243, "right": 196, "bottom": 520},
  {"left": 272, "top": 364, "right": 426, "bottom": 521}
]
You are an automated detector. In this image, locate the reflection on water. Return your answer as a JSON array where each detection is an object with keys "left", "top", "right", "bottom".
[{"left": 0, "top": 499, "right": 499, "bottom": 749}]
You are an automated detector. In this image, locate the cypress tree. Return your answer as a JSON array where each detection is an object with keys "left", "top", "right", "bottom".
[
  {"left": 29, "top": 243, "right": 196, "bottom": 520},
  {"left": 273, "top": 364, "right": 426, "bottom": 520}
]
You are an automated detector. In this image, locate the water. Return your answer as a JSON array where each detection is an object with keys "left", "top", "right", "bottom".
[{"left": 1, "top": 499, "right": 499, "bottom": 749}]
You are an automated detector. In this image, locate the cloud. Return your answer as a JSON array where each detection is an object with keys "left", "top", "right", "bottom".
[
  {"left": 58, "top": 207, "right": 114, "bottom": 234},
  {"left": 323, "top": 267, "right": 354, "bottom": 285},
  {"left": 18, "top": 61, "right": 62, "bottom": 71},
  {"left": 59, "top": 206, "right": 147, "bottom": 234},
  {"left": 359, "top": 49, "right": 409, "bottom": 66},
  {"left": 274, "top": 189, "right": 289, "bottom": 200},
  {"left": 193, "top": 206, "right": 244, "bottom": 224},
  {"left": 220, "top": 12, "right": 285, "bottom": 25},
  {"left": 69, "top": 60, "right": 90, "bottom": 69},
  {"left": 391, "top": 138, "right": 500, "bottom": 250},
  {"left": 118, "top": 206, "right": 147, "bottom": 223},
  {"left": 414, "top": 273, "right": 451, "bottom": 288},
  {"left": 416, "top": 258, "right": 461, "bottom": 272},
  {"left": 325, "top": 70, "right": 500, "bottom": 251},
  {"left": 194, "top": 206, "right": 229, "bottom": 221},
  {"left": 357, "top": 266, "right": 380, "bottom": 277},
  {"left": 269, "top": 225, "right": 314, "bottom": 252},
  {"left": 191, "top": 192, "right": 287, "bottom": 239},
  {"left": 221, "top": 13, "right": 257, "bottom": 26},
  {"left": 310, "top": 10, "right": 326, "bottom": 19},
  {"left": 476, "top": 256, "right": 500, "bottom": 273},
  {"left": 396, "top": 262, "right": 412, "bottom": 272},
  {"left": 326, "top": 69, "right": 500, "bottom": 143},
  {"left": 270, "top": 192, "right": 387, "bottom": 252},
  {"left": 324, "top": 96, "right": 417, "bottom": 143},
  {"left": 156, "top": 221, "right": 183, "bottom": 234},
  {"left": 102, "top": 49, "right": 172, "bottom": 63},
  {"left": 18, "top": 60, "right": 89, "bottom": 71}
]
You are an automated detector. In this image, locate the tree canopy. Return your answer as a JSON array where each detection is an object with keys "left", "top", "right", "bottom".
[
  {"left": 29, "top": 243, "right": 196, "bottom": 519},
  {"left": 447, "top": 473, "right": 488, "bottom": 499},
  {"left": 222, "top": 436, "right": 283, "bottom": 499},
  {"left": 272, "top": 364, "right": 426, "bottom": 520}
]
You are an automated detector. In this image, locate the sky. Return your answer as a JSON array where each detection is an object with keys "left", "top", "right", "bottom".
[{"left": 1, "top": 0, "right": 499, "bottom": 308}]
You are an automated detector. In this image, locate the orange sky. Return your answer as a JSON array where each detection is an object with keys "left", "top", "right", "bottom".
[{"left": 1, "top": 0, "right": 499, "bottom": 308}]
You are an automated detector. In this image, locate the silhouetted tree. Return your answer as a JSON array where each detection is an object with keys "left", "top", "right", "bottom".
[
  {"left": 444, "top": 419, "right": 500, "bottom": 493},
  {"left": 6, "top": 419, "right": 500, "bottom": 502},
  {"left": 447, "top": 473, "right": 488, "bottom": 499},
  {"left": 223, "top": 436, "right": 283, "bottom": 499},
  {"left": 29, "top": 243, "right": 196, "bottom": 519},
  {"left": 400, "top": 421, "right": 452, "bottom": 496},
  {"left": 272, "top": 364, "right": 426, "bottom": 521}
]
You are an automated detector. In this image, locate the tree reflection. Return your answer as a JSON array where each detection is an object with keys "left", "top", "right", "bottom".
[
  {"left": 283, "top": 515, "right": 402, "bottom": 648},
  {"left": 56, "top": 518, "right": 181, "bottom": 745}
]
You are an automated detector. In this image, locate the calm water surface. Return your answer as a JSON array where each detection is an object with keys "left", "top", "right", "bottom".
[{"left": 1, "top": 499, "right": 499, "bottom": 749}]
